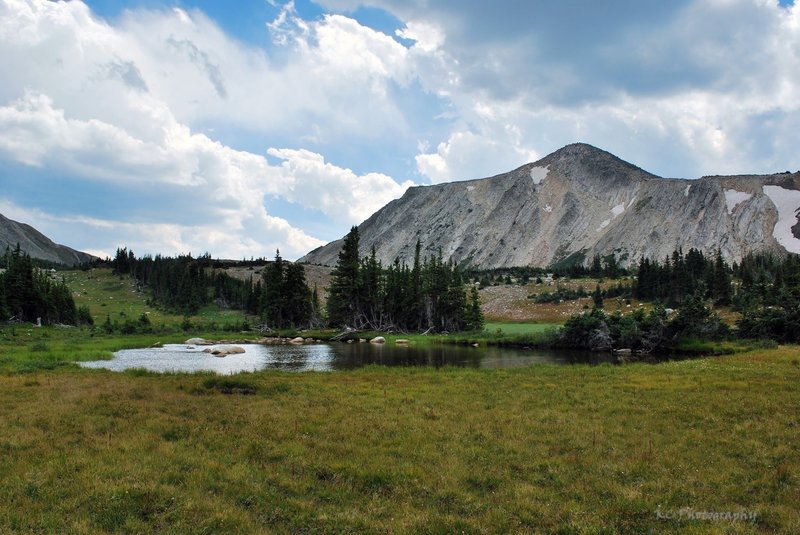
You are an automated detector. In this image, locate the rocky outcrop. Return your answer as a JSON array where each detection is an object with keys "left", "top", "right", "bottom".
[
  {"left": 300, "top": 143, "right": 800, "bottom": 268},
  {"left": 203, "top": 346, "right": 246, "bottom": 357},
  {"left": 0, "top": 213, "right": 96, "bottom": 266}
]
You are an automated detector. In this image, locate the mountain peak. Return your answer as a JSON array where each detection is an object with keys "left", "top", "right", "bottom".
[
  {"left": 301, "top": 142, "right": 794, "bottom": 269},
  {"left": 534, "top": 142, "right": 659, "bottom": 182}
]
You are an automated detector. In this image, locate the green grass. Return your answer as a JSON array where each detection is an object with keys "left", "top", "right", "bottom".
[
  {"left": 0, "top": 269, "right": 794, "bottom": 531},
  {"left": 0, "top": 348, "right": 797, "bottom": 532},
  {"left": 64, "top": 268, "right": 247, "bottom": 328},
  {"left": 484, "top": 322, "right": 560, "bottom": 335}
]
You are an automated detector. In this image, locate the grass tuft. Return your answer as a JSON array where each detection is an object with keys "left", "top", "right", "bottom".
[{"left": 201, "top": 377, "right": 260, "bottom": 395}]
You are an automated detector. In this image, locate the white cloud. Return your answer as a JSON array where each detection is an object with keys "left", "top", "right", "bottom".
[
  {"left": 0, "top": 0, "right": 419, "bottom": 258},
  {"left": 341, "top": 0, "right": 800, "bottom": 179},
  {"left": 0, "top": 90, "right": 416, "bottom": 257},
  {"left": 2, "top": 0, "right": 800, "bottom": 261},
  {"left": 267, "top": 148, "right": 414, "bottom": 223},
  {"left": 416, "top": 126, "right": 538, "bottom": 183},
  {"left": 396, "top": 20, "right": 444, "bottom": 53}
]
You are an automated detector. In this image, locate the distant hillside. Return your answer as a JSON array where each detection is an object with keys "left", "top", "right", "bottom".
[
  {"left": 0, "top": 213, "right": 96, "bottom": 266},
  {"left": 300, "top": 143, "right": 800, "bottom": 268}
]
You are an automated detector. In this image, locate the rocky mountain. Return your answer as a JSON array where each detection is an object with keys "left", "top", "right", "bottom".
[
  {"left": 0, "top": 213, "right": 95, "bottom": 266},
  {"left": 300, "top": 143, "right": 800, "bottom": 269}
]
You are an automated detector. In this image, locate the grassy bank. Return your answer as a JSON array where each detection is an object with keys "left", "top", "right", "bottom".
[
  {"left": 64, "top": 268, "right": 248, "bottom": 328},
  {"left": 0, "top": 326, "right": 259, "bottom": 373},
  {"left": 0, "top": 346, "right": 798, "bottom": 533}
]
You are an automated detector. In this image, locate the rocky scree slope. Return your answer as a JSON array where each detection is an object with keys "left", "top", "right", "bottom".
[{"left": 300, "top": 143, "right": 800, "bottom": 269}]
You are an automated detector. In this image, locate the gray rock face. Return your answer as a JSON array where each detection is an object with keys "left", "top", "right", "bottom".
[
  {"left": 299, "top": 143, "right": 800, "bottom": 268},
  {"left": 0, "top": 212, "right": 96, "bottom": 266}
]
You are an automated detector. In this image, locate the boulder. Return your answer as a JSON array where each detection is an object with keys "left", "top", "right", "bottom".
[
  {"left": 370, "top": 336, "right": 386, "bottom": 344},
  {"left": 185, "top": 337, "right": 208, "bottom": 345},
  {"left": 290, "top": 337, "right": 305, "bottom": 344},
  {"left": 203, "top": 345, "right": 246, "bottom": 357},
  {"left": 395, "top": 339, "right": 410, "bottom": 345}
]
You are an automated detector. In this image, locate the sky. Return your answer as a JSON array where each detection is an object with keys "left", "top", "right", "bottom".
[{"left": 0, "top": 0, "right": 798, "bottom": 261}]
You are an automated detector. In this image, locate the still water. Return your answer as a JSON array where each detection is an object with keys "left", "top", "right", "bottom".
[{"left": 79, "top": 342, "right": 612, "bottom": 374}]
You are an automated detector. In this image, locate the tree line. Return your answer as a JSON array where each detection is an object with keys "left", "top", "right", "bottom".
[
  {"left": 634, "top": 248, "right": 732, "bottom": 306},
  {"left": 0, "top": 244, "right": 91, "bottom": 325},
  {"left": 325, "top": 227, "right": 483, "bottom": 332},
  {"left": 111, "top": 247, "right": 314, "bottom": 329}
]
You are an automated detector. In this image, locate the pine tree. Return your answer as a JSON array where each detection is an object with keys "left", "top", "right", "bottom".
[
  {"left": 466, "top": 283, "right": 484, "bottom": 331},
  {"left": 592, "top": 284, "right": 604, "bottom": 309},
  {"left": 327, "top": 226, "right": 361, "bottom": 328},
  {"left": 359, "top": 246, "right": 384, "bottom": 328},
  {"left": 283, "top": 262, "right": 312, "bottom": 327},
  {"left": 262, "top": 250, "right": 286, "bottom": 328},
  {"left": 409, "top": 240, "right": 423, "bottom": 330},
  {"left": 711, "top": 249, "right": 733, "bottom": 305}
]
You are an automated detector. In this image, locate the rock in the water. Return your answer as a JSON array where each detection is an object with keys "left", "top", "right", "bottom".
[
  {"left": 185, "top": 337, "right": 208, "bottom": 345},
  {"left": 370, "top": 336, "right": 386, "bottom": 344},
  {"left": 395, "top": 339, "right": 410, "bottom": 345},
  {"left": 290, "top": 337, "right": 305, "bottom": 344},
  {"left": 203, "top": 345, "right": 246, "bottom": 357}
]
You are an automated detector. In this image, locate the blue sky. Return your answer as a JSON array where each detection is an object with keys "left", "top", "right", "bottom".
[{"left": 1, "top": 0, "right": 799, "bottom": 260}]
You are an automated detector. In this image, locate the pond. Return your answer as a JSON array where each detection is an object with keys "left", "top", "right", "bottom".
[{"left": 79, "top": 342, "right": 614, "bottom": 374}]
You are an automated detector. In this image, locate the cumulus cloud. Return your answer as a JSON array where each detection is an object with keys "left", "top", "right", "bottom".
[
  {"left": 317, "top": 0, "right": 800, "bottom": 179},
  {"left": 0, "top": 0, "right": 420, "bottom": 258},
  {"left": 416, "top": 127, "right": 538, "bottom": 183},
  {"left": 0, "top": 88, "right": 418, "bottom": 257},
  {"left": 267, "top": 148, "right": 414, "bottom": 223},
  {"left": 2, "top": 0, "right": 800, "bottom": 260}
]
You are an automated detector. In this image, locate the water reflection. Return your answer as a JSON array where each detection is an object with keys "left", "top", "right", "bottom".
[{"left": 79, "top": 342, "right": 613, "bottom": 375}]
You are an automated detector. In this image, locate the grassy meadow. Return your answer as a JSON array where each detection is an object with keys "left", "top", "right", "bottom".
[
  {"left": 0, "top": 268, "right": 797, "bottom": 532},
  {"left": 63, "top": 268, "right": 248, "bottom": 329},
  {"left": 0, "top": 347, "right": 798, "bottom": 533}
]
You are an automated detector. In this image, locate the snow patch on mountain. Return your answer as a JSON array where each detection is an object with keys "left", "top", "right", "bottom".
[
  {"left": 763, "top": 185, "right": 800, "bottom": 254},
  {"left": 724, "top": 189, "right": 752, "bottom": 214},
  {"left": 530, "top": 166, "right": 548, "bottom": 185}
]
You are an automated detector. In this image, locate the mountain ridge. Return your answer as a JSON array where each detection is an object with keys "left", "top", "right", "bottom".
[
  {"left": 300, "top": 143, "right": 800, "bottom": 268},
  {"left": 0, "top": 213, "right": 96, "bottom": 266}
]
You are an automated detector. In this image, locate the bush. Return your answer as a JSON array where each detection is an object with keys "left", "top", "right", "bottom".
[
  {"left": 76, "top": 306, "right": 94, "bottom": 326},
  {"left": 668, "top": 295, "right": 730, "bottom": 340},
  {"left": 559, "top": 306, "right": 669, "bottom": 353},
  {"left": 201, "top": 377, "right": 259, "bottom": 395}
]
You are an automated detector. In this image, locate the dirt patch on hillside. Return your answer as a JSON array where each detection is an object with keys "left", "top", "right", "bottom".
[{"left": 480, "top": 278, "right": 647, "bottom": 323}]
